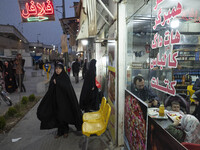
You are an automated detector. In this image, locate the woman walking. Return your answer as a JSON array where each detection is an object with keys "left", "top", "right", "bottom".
[
  {"left": 79, "top": 59, "right": 99, "bottom": 112},
  {"left": 37, "top": 62, "right": 82, "bottom": 138}
]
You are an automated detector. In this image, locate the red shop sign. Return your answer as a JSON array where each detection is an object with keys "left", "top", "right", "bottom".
[{"left": 18, "top": 0, "right": 55, "bottom": 22}]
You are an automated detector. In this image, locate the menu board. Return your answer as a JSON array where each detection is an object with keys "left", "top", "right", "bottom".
[{"left": 124, "top": 90, "right": 148, "bottom": 150}]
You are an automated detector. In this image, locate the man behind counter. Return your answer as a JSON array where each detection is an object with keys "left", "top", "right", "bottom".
[{"left": 131, "top": 75, "right": 159, "bottom": 107}]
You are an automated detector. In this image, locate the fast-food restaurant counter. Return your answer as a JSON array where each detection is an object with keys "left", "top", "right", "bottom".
[
  {"left": 148, "top": 108, "right": 181, "bottom": 128},
  {"left": 148, "top": 108, "right": 187, "bottom": 150},
  {"left": 124, "top": 90, "right": 186, "bottom": 149}
]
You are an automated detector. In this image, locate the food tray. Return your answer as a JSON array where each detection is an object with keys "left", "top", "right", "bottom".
[
  {"left": 148, "top": 108, "right": 168, "bottom": 119},
  {"left": 167, "top": 111, "right": 183, "bottom": 122}
]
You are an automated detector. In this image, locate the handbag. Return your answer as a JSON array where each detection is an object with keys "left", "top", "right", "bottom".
[{"left": 95, "top": 78, "right": 101, "bottom": 89}]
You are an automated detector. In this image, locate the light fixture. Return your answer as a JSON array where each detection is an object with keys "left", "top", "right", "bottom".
[
  {"left": 19, "top": 40, "right": 22, "bottom": 42},
  {"left": 81, "top": 40, "right": 88, "bottom": 46},
  {"left": 170, "top": 19, "right": 180, "bottom": 28},
  {"left": 34, "top": 47, "right": 36, "bottom": 49}
]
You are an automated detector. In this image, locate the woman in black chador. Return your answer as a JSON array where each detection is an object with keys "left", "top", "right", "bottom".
[
  {"left": 37, "top": 62, "right": 82, "bottom": 138},
  {"left": 79, "top": 59, "right": 99, "bottom": 112},
  {"left": 4, "top": 61, "right": 17, "bottom": 93}
]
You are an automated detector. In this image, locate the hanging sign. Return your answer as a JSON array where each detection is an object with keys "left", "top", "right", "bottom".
[{"left": 18, "top": 0, "right": 55, "bottom": 22}]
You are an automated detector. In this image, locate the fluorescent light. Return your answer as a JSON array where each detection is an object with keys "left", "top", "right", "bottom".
[{"left": 171, "top": 19, "right": 180, "bottom": 28}]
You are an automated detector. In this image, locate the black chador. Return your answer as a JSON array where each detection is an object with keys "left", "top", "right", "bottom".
[
  {"left": 79, "top": 59, "right": 99, "bottom": 112},
  {"left": 4, "top": 62, "right": 17, "bottom": 93},
  {"left": 37, "top": 63, "right": 82, "bottom": 137}
]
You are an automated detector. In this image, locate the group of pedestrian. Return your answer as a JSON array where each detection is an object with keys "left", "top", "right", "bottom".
[
  {"left": 0, "top": 53, "right": 26, "bottom": 93},
  {"left": 37, "top": 58, "right": 101, "bottom": 138},
  {"left": 70, "top": 58, "right": 88, "bottom": 83}
]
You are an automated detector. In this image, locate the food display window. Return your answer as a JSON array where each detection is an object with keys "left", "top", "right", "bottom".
[
  {"left": 124, "top": 0, "right": 200, "bottom": 149},
  {"left": 126, "top": 0, "right": 200, "bottom": 102}
]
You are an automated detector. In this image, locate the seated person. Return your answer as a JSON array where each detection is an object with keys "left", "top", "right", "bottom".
[
  {"left": 191, "top": 90, "right": 200, "bottom": 121},
  {"left": 170, "top": 101, "right": 185, "bottom": 115},
  {"left": 193, "top": 77, "right": 200, "bottom": 91},
  {"left": 131, "top": 75, "right": 159, "bottom": 107},
  {"left": 166, "top": 114, "right": 200, "bottom": 144}
]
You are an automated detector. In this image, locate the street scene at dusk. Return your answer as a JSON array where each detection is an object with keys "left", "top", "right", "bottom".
[{"left": 0, "top": 0, "right": 200, "bottom": 150}]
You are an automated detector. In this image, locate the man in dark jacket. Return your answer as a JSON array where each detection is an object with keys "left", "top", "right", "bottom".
[
  {"left": 131, "top": 75, "right": 159, "bottom": 107},
  {"left": 72, "top": 58, "right": 80, "bottom": 83},
  {"left": 82, "top": 58, "right": 88, "bottom": 79}
]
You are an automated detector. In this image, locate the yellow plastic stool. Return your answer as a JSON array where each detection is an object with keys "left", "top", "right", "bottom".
[
  {"left": 82, "top": 103, "right": 111, "bottom": 150},
  {"left": 83, "top": 97, "right": 106, "bottom": 122}
]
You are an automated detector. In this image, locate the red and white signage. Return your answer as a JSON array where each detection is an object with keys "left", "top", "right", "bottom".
[
  {"left": 18, "top": 0, "right": 55, "bottom": 22},
  {"left": 150, "top": 0, "right": 183, "bottom": 96}
]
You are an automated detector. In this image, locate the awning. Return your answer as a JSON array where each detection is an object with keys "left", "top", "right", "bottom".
[
  {"left": 76, "top": 12, "right": 89, "bottom": 40},
  {"left": 76, "top": 0, "right": 115, "bottom": 41},
  {"left": 76, "top": 0, "right": 97, "bottom": 40}
]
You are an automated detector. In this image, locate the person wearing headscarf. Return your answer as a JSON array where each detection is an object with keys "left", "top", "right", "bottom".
[
  {"left": 181, "top": 114, "right": 200, "bottom": 144},
  {"left": 79, "top": 59, "right": 99, "bottom": 112},
  {"left": 37, "top": 62, "right": 82, "bottom": 138},
  {"left": 3, "top": 61, "right": 17, "bottom": 93},
  {"left": 166, "top": 114, "right": 200, "bottom": 144},
  {"left": 191, "top": 90, "right": 200, "bottom": 121}
]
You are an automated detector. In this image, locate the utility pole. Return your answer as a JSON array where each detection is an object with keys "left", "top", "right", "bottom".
[
  {"left": 62, "top": 0, "right": 66, "bottom": 18},
  {"left": 62, "top": 0, "right": 69, "bottom": 68}
]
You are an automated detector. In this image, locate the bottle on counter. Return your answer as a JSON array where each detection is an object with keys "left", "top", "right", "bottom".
[
  {"left": 182, "top": 75, "right": 185, "bottom": 84},
  {"left": 159, "top": 104, "right": 165, "bottom": 117}
]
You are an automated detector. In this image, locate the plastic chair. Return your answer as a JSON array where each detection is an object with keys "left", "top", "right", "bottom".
[
  {"left": 82, "top": 103, "right": 111, "bottom": 150},
  {"left": 187, "top": 85, "right": 195, "bottom": 103},
  {"left": 164, "top": 94, "right": 190, "bottom": 114},
  {"left": 82, "top": 97, "right": 106, "bottom": 122},
  {"left": 182, "top": 142, "right": 200, "bottom": 150}
]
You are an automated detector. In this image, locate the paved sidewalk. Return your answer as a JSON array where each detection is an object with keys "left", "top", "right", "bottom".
[
  {"left": 0, "top": 68, "right": 47, "bottom": 115},
  {"left": 0, "top": 71, "right": 114, "bottom": 150}
]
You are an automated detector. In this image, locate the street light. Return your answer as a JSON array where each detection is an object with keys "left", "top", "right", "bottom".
[{"left": 81, "top": 40, "right": 88, "bottom": 46}]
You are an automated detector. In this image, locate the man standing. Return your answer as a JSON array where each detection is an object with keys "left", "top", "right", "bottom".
[
  {"left": 15, "top": 53, "right": 26, "bottom": 92},
  {"left": 82, "top": 58, "right": 88, "bottom": 79},
  {"left": 131, "top": 75, "right": 159, "bottom": 107},
  {"left": 72, "top": 58, "right": 80, "bottom": 83}
]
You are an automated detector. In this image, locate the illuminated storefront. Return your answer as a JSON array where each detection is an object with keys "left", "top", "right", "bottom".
[
  {"left": 125, "top": 0, "right": 200, "bottom": 149},
  {"left": 126, "top": 0, "right": 200, "bottom": 103}
]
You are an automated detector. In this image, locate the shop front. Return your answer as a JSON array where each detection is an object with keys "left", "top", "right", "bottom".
[{"left": 124, "top": 0, "right": 200, "bottom": 149}]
